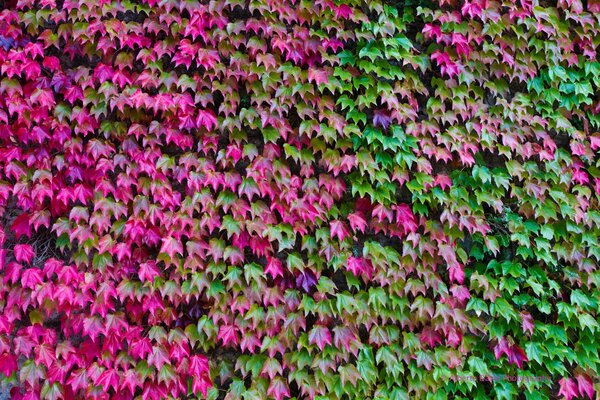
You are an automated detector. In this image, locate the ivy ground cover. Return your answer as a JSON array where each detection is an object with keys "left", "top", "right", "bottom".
[{"left": 0, "top": 0, "right": 599, "bottom": 399}]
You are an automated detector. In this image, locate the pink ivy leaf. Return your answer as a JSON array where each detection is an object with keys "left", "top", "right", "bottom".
[
  {"left": 520, "top": 312, "right": 534, "bottom": 335},
  {"left": 558, "top": 377, "right": 579, "bottom": 400},
  {"left": 308, "top": 68, "right": 328, "bottom": 85},
  {"left": 308, "top": 325, "right": 332, "bottom": 351},
  {"left": 333, "top": 326, "right": 358, "bottom": 354},
  {"left": 446, "top": 327, "right": 462, "bottom": 347},
  {"left": 147, "top": 346, "right": 169, "bottom": 370},
  {"left": 420, "top": 327, "right": 442, "bottom": 348},
  {"left": 218, "top": 325, "right": 239, "bottom": 346},
  {"left": 335, "top": 4, "right": 353, "bottom": 19},
  {"left": 493, "top": 337, "right": 511, "bottom": 360},
  {"left": 330, "top": 220, "right": 350, "bottom": 241},
  {"left": 121, "top": 369, "right": 140, "bottom": 394},
  {"left": 347, "top": 212, "right": 367, "bottom": 232},
  {"left": 196, "top": 109, "right": 217, "bottom": 131},
  {"left": 265, "top": 257, "right": 283, "bottom": 279},
  {"left": 439, "top": 244, "right": 464, "bottom": 284},
  {"left": 394, "top": 204, "right": 418, "bottom": 233},
  {"left": 434, "top": 174, "right": 452, "bottom": 190},
  {"left": 450, "top": 285, "right": 470, "bottom": 302},
  {"left": 14, "top": 244, "right": 34, "bottom": 264},
  {"left": 267, "top": 378, "right": 290, "bottom": 400},
  {"left": 160, "top": 237, "right": 183, "bottom": 258},
  {"left": 21, "top": 268, "right": 43, "bottom": 289},
  {"left": 461, "top": 0, "right": 486, "bottom": 18},
  {"left": 590, "top": 135, "right": 600, "bottom": 150},
  {"left": 138, "top": 261, "right": 160, "bottom": 282},
  {"left": 97, "top": 368, "right": 120, "bottom": 392},
  {"left": 347, "top": 256, "right": 373, "bottom": 278},
  {"left": 576, "top": 374, "right": 595, "bottom": 400},
  {"left": 192, "top": 375, "right": 213, "bottom": 398},
  {"left": 372, "top": 204, "right": 393, "bottom": 222}
]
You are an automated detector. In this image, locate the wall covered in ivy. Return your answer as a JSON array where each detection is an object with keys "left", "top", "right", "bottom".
[{"left": 0, "top": 0, "right": 599, "bottom": 399}]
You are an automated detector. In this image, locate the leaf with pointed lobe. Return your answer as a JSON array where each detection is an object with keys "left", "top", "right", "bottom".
[
  {"left": 521, "top": 312, "right": 534, "bottom": 335},
  {"left": 265, "top": 257, "right": 284, "bottom": 279},
  {"left": 558, "top": 377, "right": 579, "bottom": 400},
  {"left": 296, "top": 270, "right": 317, "bottom": 293},
  {"left": 218, "top": 325, "right": 239, "bottom": 346},
  {"left": 13, "top": 244, "right": 34, "bottom": 264},
  {"left": 0, "top": 353, "right": 17, "bottom": 377},
  {"left": 507, "top": 344, "right": 528, "bottom": 368},
  {"left": 329, "top": 220, "right": 350, "bottom": 241},
  {"left": 160, "top": 236, "right": 183, "bottom": 259},
  {"left": 267, "top": 377, "right": 290, "bottom": 400},
  {"left": 576, "top": 374, "right": 595, "bottom": 400},
  {"left": 11, "top": 213, "right": 32, "bottom": 239},
  {"left": 308, "top": 325, "right": 332, "bottom": 351}
]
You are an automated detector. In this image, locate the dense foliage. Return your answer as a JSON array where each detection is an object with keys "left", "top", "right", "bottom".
[{"left": 0, "top": 0, "right": 599, "bottom": 399}]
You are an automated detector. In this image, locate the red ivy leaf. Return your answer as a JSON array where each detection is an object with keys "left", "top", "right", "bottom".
[
  {"left": 507, "top": 344, "right": 528, "bottom": 369},
  {"left": 11, "top": 213, "right": 32, "bottom": 239}
]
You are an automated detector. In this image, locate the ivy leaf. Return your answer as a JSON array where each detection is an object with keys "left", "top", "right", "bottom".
[
  {"left": 439, "top": 244, "right": 464, "bottom": 284},
  {"left": 308, "top": 325, "right": 332, "bottom": 351},
  {"left": 267, "top": 377, "right": 290, "bottom": 400},
  {"left": 373, "top": 109, "right": 392, "bottom": 130},
  {"left": 265, "top": 257, "right": 284, "bottom": 279},
  {"left": 11, "top": 213, "right": 32, "bottom": 239},
  {"left": 296, "top": 270, "right": 317, "bottom": 293},
  {"left": 160, "top": 236, "right": 183, "bottom": 258},
  {"left": 558, "top": 377, "right": 579, "bottom": 400},
  {"left": 218, "top": 325, "right": 239, "bottom": 346},
  {"left": 14, "top": 244, "right": 34, "bottom": 264},
  {"left": 521, "top": 312, "right": 534, "bottom": 335},
  {"left": 330, "top": 220, "right": 350, "bottom": 241},
  {"left": 575, "top": 374, "right": 595, "bottom": 400}
]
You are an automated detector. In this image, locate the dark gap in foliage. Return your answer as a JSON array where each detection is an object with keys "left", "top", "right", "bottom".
[
  {"left": 331, "top": 269, "right": 349, "bottom": 292},
  {"left": 0, "top": 0, "right": 17, "bottom": 9},
  {"left": 229, "top": 4, "right": 252, "bottom": 21},
  {"left": 548, "top": 129, "right": 571, "bottom": 149},
  {"left": 289, "top": 380, "right": 301, "bottom": 398},
  {"left": 305, "top": 313, "right": 317, "bottom": 332},
  {"left": 213, "top": 90, "right": 225, "bottom": 115},
  {"left": 394, "top": 183, "right": 414, "bottom": 204},
  {"left": 115, "top": 10, "right": 147, "bottom": 23},
  {"left": 504, "top": 79, "right": 528, "bottom": 102},
  {"left": 237, "top": 84, "right": 251, "bottom": 112},
  {"left": 479, "top": 150, "right": 509, "bottom": 170}
]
